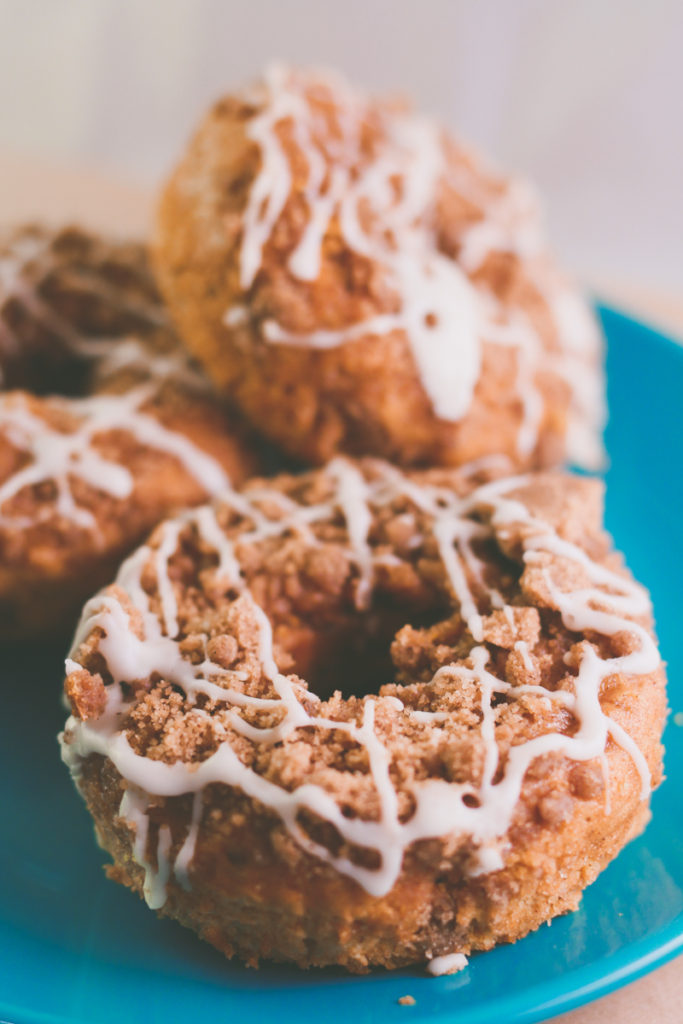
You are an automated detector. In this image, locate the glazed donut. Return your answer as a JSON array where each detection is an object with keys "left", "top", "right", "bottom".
[
  {"left": 155, "top": 65, "right": 604, "bottom": 473},
  {"left": 61, "top": 457, "right": 665, "bottom": 972},
  {"left": 0, "top": 224, "right": 260, "bottom": 639}
]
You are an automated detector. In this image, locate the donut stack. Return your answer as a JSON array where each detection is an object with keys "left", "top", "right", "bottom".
[{"left": 18, "top": 65, "right": 663, "bottom": 973}]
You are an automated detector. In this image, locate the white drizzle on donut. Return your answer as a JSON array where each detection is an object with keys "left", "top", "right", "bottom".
[
  {"left": 119, "top": 785, "right": 172, "bottom": 910},
  {"left": 61, "top": 459, "right": 659, "bottom": 906},
  {"left": 0, "top": 384, "right": 231, "bottom": 531},
  {"left": 0, "top": 227, "right": 165, "bottom": 377},
  {"left": 225, "top": 65, "right": 605, "bottom": 467}
]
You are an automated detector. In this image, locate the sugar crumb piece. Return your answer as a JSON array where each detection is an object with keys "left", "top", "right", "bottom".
[
  {"left": 65, "top": 667, "right": 107, "bottom": 720},
  {"left": 398, "top": 994, "right": 416, "bottom": 1006}
]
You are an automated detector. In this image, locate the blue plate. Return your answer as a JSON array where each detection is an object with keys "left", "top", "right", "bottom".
[{"left": 1, "top": 305, "right": 682, "bottom": 1024}]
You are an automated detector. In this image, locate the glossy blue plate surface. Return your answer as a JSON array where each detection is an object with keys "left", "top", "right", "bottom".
[{"left": 1, "top": 306, "right": 682, "bottom": 1024}]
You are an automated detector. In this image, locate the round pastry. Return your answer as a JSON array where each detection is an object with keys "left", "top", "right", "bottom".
[
  {"left": 0, "top": 223, "right": 260, "bottom": 639},
  {"left": 155, "top": 65, "right": 605, "bottom": 473},
  {"left": 61, "top": 457, "right": 665, "bottom": 972}
]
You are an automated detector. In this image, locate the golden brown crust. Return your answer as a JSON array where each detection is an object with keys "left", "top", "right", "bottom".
[
  {"left": 62, "top": 462, "right": 666, "bottom": 970},
  {"left": 155, "top": 70, "right": 600, "bottom": 470},
  {"left": 76, "top": 751, "right": 651, "bottom": 972}
]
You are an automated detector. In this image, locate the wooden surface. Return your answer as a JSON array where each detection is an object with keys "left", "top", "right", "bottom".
[{"left": 1, "top": 151, "right": 680, "bottom": 1024}]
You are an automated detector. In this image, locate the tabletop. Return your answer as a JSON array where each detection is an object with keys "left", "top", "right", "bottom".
[{"left": 0, "top": 149, "right": 680, "bottom": 1024}]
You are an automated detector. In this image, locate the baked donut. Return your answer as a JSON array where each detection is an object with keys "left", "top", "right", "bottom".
[
  {"left": 0, "top": 223, "right": 260, "bottom": 639},
  {"left": 155, "top": 65, "right": 604, "bottom": 472},
  {"left": 61, "top": 457, "right": 665, "bottom": 972}
]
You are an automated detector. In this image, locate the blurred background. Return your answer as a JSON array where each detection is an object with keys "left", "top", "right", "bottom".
[{"left": 0, "top": 0, "right": 681, "bottom": 316}]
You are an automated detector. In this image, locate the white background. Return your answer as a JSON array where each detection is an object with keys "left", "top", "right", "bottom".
[{"left": 0, "top": 0, "right": 681, "bottom": 292}]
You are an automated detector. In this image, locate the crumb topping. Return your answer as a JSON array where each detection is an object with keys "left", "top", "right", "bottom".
[{"left": 61, "top": 458, "right": 663, "bottom": 901}]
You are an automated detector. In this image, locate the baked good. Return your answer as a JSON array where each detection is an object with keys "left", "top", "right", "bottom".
[
  {"left": 0, "top": 223, "right": 260, "bottom": 639},
  {"left": 155, "top": 65, "right": 604, "bottom": 472},
  {"left": 0, "top": 223, "right": 166, "bottom": 392},
  {"left": 60, "top": 457, "right": 665, "bottom": 972}
]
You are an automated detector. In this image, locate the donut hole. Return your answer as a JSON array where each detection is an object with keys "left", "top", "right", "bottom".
[
  {"left": 304, "top": 626, "right": 396, "bottom": 699},
  {"left": 290, "top": 599, "right": 451, "bottom": 701}
]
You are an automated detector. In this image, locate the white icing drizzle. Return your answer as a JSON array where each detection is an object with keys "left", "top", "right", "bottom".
[
  {"left": 174, "top": 792, "right": 203, "bottom": 891},
  {"left": 61, "top": 460, "right": 659, "bottom": 907},
  {"left": 514, "top": 640, "right": 535, "bottom": 674},
  {"left": 88, "top": 336, "right": 211, "bottom": 394},
  {"left": 457, "top": 178, "right": 542, "bottom": 274},
  {"left": 226, "top": 65, "right": 604, "bottom": 465},
  {"left": 118, "top": 786, "right": 172, "bottom": 910},
  {"left": 0, "top": 232, "right": 54, "bottom": 369},
  {"left": 427, "top": 952, "right": 468, "bottom": 976},
  {"left": 0, "top": 384, "right": 231, "bottom": 531},
  {"left": 327, "top": 457, "right": 374, "bottom": 607},
  {"left": 0, "top": 228, "right": 166, "bottom": 381}
]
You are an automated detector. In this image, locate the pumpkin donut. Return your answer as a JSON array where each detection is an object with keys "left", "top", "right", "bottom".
[
  {"left": 61, "top": 458, "right": 665, "bottom": 972},
  {"left": 0, "top": 223, "right": 260, "bottom": 639},
  {"left": 155, "top": 65, "right": 605, "bottom": 472}
]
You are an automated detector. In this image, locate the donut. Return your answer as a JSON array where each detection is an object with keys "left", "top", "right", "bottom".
[
  {"left": 0, "top": 224, "right": 260, "bottom": 639},
  {"left": 155, "top": 65, "right": 605, "bottom": 473},
  {"left": 60, "top": 457, "right": 665, "bottom": 972}
]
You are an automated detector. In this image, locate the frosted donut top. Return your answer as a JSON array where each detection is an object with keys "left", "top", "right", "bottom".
[
  {"left": 61, "top": 458, "right": 660, "bottom": 904},
  {"left": 225, "top": 65, "right": 605, "bottom": 469}
]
